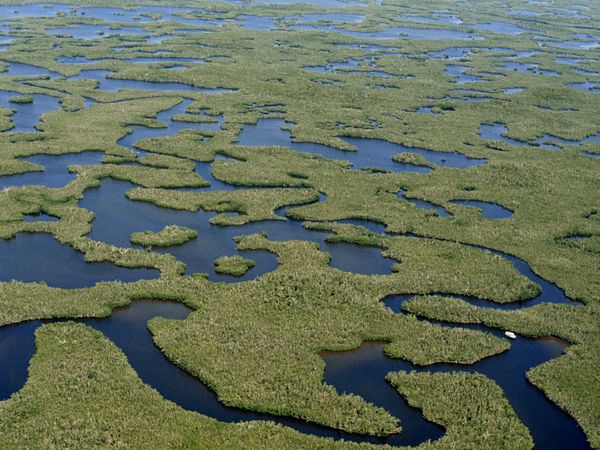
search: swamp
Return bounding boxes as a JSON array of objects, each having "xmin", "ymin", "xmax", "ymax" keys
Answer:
[{"xmin": 0, "ymin": 0, "xmax": 599, "ymax": 448}]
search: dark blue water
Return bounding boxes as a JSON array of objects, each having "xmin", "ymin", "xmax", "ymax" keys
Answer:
[
  {"xmin": 57, "ymin": 55, "xmax": 205, "ymax": 65},
  {"xmin": 480, "ymin": 123, "xmax": 600, "ymax": 149},
  {"xmin": 507, "ymin": 9, "xmax": 540, "ymax": 17},
  {"xmin": 0, "ymin": 294, "xmax": 588, "ymax": 449},
  {"xmin": 1, "ymin": 61, "xmax": 61, "ymax": 79},
  {"xmin": 504, "ymin": 87, "xmax": 524, "ymax": 94},
  {"xmin": 445, "ymin": 65, "xmax": 485, "ymax": 84},
  {"xmin": 47, "ymin": 24, "xmax": 149, "ymax": 40},
  {"xmin": 451, "ymin": 200, "xmax": 513, "ymax": 218},
  {"xmin": 555, "ymin": 57, "xmax": 583, "ymax": 65},
  {"xmin": 399, "ymin": 14, "xmax": 462, "ymax": 25},
  {"xmin": 545, "ymin": 41, "xmax": 599, "ymax": 50},
  {"xmin": 23, "ymin": 213, "xmax": 59, "ymax": 222},
  {"xmin": 0, "ymin": 3, "xmax": 70, "ymax": 18},
  {"xmin": 400, "ymin": 232, "xmax": 575, "ymax": 308},
  {"xmin": 323, "ymin": 335, "xmax": 588, "ymax": 449},
  {"xmin": 568, "ymin": 81, "xmax": 600, "ymax": 93},
  {"xmin": 0, "ymin": 91, "xmax": 61, "ymax": 132},
  {"xmin": 495, "ymin": 62, "xmax": 559, "ymax": 76},
  {"xmin": 239, "ymin": 15, "xmax": 278, "ymax": 31},
  {"xmin": 68, "ymin": 69, "xmax": 233, "ymax": 94},
  {"xmin": 255, "ymin": 0, "xmax": 363, "ymax": 7},
  {"xmin": 0, "ymin": 233, "xmax": 157, "ymax": 287},
  {"xmin": 79, "ymin": 178, "xmax": 395, "ymax": 279},
  {"xmin": 294, "ymin": 25, "xmax": 481, "ymax": 40},
  {"xmin": 397, "ymin": 190, "xmax": 450, "ymax": 218},
  {"xmin": 74, "ymin": 6, "xmax": 223, "ymax": 28},
  {"xmin": 470, "ymin": 22, "xmax": 532, "ymax": 35},
  {"xmin": 423, "ymin": 46, "xmax": 471, "ymax": 60},
  {"xmin": 304, "ymin": 57, "xmax": 361, "ymax": 73},
  {"xmin": 0, "ymin": 300, "xmax": 441, "ymax": 447},
  {"xmin": 0, "ymin": 152, "xmax": 104, "ymax": 189},
  {"xmin": 237, "ymin": 118, "xmax": 485, "ymax": 172},
  {"xmin": 295, "ymin": 13, "xmax": 364, "ymax": 23},
  {"xmin": 583, "ymin": 152, "xmax": 600, "ymax": 159}
]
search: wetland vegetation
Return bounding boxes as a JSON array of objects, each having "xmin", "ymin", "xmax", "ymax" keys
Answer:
[{"xmin": 0, "ymin": 0, "xmax": 598, "ymax": 448}]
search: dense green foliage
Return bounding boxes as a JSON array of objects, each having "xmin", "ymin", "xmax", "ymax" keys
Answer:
[
  {"xmin": 214, "ymin": 255, "xmax": 255, "ymax": 276},
  {"xmin": 131, "ymin": 225, "xmax": 198, "ymax": 247}
]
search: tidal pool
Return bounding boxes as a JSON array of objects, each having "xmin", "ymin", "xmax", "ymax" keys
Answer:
[{"xmin": 23, "ymin": 213, "xmax": 59, "ymax": 222}]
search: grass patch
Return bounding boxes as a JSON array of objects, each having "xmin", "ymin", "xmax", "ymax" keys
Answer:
[
  {"xmin": 214, "ymin": 255, "xmax": 255, "ymax": 276},
  {"xmin": 131, "ymin": 225, "xmax": 198, "ymax": 248}
]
